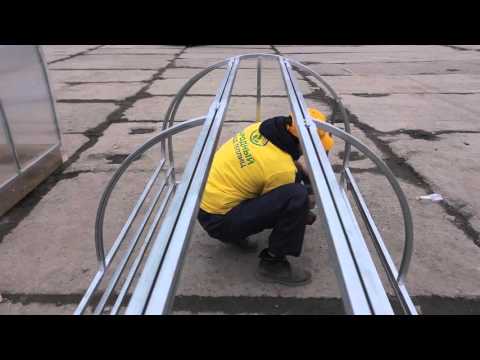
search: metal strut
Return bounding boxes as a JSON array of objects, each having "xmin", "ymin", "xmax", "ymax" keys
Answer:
[{"xmin": 75, "ymin": 54, "xmax": 416, "ymax": 315}]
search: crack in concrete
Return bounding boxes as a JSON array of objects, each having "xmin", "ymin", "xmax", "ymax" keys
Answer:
[
  {"xmin": 443, "ymin": 45, "xmax": 472, "ymax": 52},
  {"xmin": 0, "ymin": 48, "xmax": 187, "ymax": 242},
  {"xmin": 57, "ymin": 99, "xmax": 121, "ymax": 104},
  {"xmin": 352, "ymin": 93, "xmax": 391, "ymax": 97},
  {"xmin": 50, "ymin": 68, "xmax": 162, "ymax": 71},
  {"xmin": 272, "ymin": 45, "xmax": 480, "ymax": 247},
  {"xmin": 144, "ymin": 93, "xmax": 289, "ymax": 98},
  {"xmin": 384, "ymin": 129, "xmax": 480, "ymax": 141},
  {"xmin": 2, "ymin": 292, "xmax": 480, "ymax": 314},
  {"xmin": 308, "ymin": 91, "xmax": 479, "ymax": 97},
  {"xmin": 47, "ymin": 45, "xmax": 104, "ymax": 65},
  {"xmin": 65, "ymin": 81, "xmax": 150, "ymax": 86},
  {"xmin": 85, "ymin": 52, "xmax": 182, "ymax": 56}
]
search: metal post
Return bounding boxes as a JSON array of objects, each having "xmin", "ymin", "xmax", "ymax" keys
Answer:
[{"xmin": 256, "ymin": 57, "xmax": 262, "ymax": 122}]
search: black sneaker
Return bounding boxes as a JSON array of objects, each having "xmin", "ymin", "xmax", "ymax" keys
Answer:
[
  {"xmin": 305, "ymin": 210, "xmax": 317, "ymax": 226},
  {"xmin": 255, "ymin": 249, "xmax": 312, "ymax": 286}
]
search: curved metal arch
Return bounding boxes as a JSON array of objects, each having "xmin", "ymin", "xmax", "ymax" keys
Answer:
[
  {"xmin": 75, "ymin": 116, "xmax": 206, "ymax": 315},
  {"xmin": 163, "ymin": 53, "xmax": 354, "ymax": 169},
  {"xmin": 162, "ymin": 59, "xmax": 230, "ymax": 168},
  {"xmin": 287, "ymin": 59, "xmax": 353, "ymax": 170},
  {"xmin": 159, "ymin": 53, "xmax": 412, "ymax": 281},
  {"xmin": 310, "ymin": 120, "xmax": 413, "ymax": 283},
  {"xmin": 95, "ymin": 116, "xmax": 206, "ymax": 268}
]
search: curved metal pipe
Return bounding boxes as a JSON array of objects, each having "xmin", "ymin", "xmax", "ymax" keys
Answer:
[
  {"xmin": 234, "ymin": 53, "xmax": 353, "ymax": 171},
  {"xmin": 75, "ymin": 117, "xmax": 206, "ymax": 315},
  {"xmin": 162, "ymin": 60, "xmax": 230, "ymax": 169},
  {"xmin": 288, "ymin": 59, "xmax": 353, "ymax": 171},
  {"xmin": 311, "ymin": 120, "xmax": 413, "ymax": 283},
  {"xmin": 95, "ymin": 116, "xmax": 207, "ymax": 269}
]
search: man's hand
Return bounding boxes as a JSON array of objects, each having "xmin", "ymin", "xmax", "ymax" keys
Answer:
[{"xmin": 295, "ymin": 161, "xmax": 311, "ymax": 185}]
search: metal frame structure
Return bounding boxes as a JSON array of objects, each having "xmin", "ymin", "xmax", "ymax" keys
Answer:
[
  {"xmin": 0, "ymin": 45, "xmax": 63, "ymax": 217},
  {"xmin": 75, "ymin": 54, "xmax": 417, "ymax": 315}
]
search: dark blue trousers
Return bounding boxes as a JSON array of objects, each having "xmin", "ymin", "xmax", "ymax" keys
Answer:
[{"xmin": 197, "ymin": 183, "xmax": 309, "ymax": 257}]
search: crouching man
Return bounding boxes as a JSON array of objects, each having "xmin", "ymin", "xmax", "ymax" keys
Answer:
[{"xmin": 197, "ymin": 108, "xmax": 334, "ymax": 286}]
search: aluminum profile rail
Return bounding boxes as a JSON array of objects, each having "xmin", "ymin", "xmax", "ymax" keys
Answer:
[
  {"xmin": 74, "ymin": 116, "xmax": 207, "ymax": 315},
  {"xmin": 125, "ymin": 58, "xmax": 240, "ymax": 314},
  {"xmin": 76, "ymin": 53, "xmax": 416, "ymax": 315},
  {"xmin": 279, "ymin": 58, "xmax": 394, "ymax": 315}
]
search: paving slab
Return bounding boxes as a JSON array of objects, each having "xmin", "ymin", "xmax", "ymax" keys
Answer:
[
  {"xmin": 89, "ymin": 48, "xmax": 182, "ymax": 55},
  {"xmin": 176, "ymin": 220, "xmax": 340, "ymax": 299},
  {"xmin": 183, "ymin": 47, "xmax": 274, "ymax": 55},
  {"xmin": 173, "ymin": 58, "xmax": 281, "ymax": 69},
  {"xmin": 65, "ymin": 122, "xmax": 262, "ymax": 174},
  {"xmin": 340, "ymin": 93, "xmax": 480, "ymax": 133},
  {"xmin": 167, "ymin": 63, "xmax": 351, "ymax": 77},
  {"xmin": 160, "ymin": 67, "xmax": 297, "ymax": 95},
  {"xmin": 0, "ymin": 301, "xmax": 76, "ymax": 315},
  {"xmin": 310, "ymin": 75, "xmax": 430, "ymax": 95},
  {"xmin": 198, "ymin": 45, "xmax": 272, "ymax": 49},
  {"xmin": 386, "ymin": 133, "xmax": 480, "ymax": 236},
  {"xmin": 101, "ymin": 45, "xmax": 184, "ymax": 49},
  {"xmin": 56, "ymin": 82, "xmax": 145, "ymax": 101},
  {"xmin": 179, "ymin": 51, "xmax": 275, "ymax": 59},
  {"xmin": 286, "ymin": 51, "xmax": 480, "ymax": 64},
  {"xmin": 347, "ymin": 172, "xmax": 480, "ymax": 298},
  {"xmin": 61, "ymin": 134, "xmax": 89, "ymax": 161},
  {"xmin": 0, "ymin": 172, "xmax": 125, "ymax": 294},
  {"xmin": 49, "ymin": 69, "xmax": 156, "ymax": 83},
  {"xmin": 407, "ymin": 74, "xmax": 480, "ymax": 93},
  {"xmin": 0, "ymin": 168, "xmax": 179, "ymax": 295},
  {"xmin": 123, "ymin": 96, "xmax": 215, "ymax": 122},
  {"xmin": 49, "ymin": 54, "xmax": 172, "ymax": 70},
  {"xmin": 275, "ymin": 45, "xmax": 461, "ymax": 54},
  {"xmin": 148, "ymin": 73, "xmax": 311, "ymax": 96},
  {"xmin": 124, "ymin": 94, "xmax": 331, "ymax": 123},
  {"xmin": 64, "ymin": 123, "xmax": 165, "ymax": 173},
  {"xmin": 451, "ymin": 45, "xmax": 480, "ymax": 51},
  {"xmin": 342, "ymin": 61, "xmax": 480, "ymax": 76},
  {"xmin": 42, "ymin": 45, "xmax": 100, "ymax": 63},
  {"xmin": 55, "ymin": 102, "xmax": 118, "ymax": 133}
]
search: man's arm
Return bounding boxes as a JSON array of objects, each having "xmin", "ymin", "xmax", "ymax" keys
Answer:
[{"xmin": 295, "ymin": 161, "xmax": 311, "ymax": 185}]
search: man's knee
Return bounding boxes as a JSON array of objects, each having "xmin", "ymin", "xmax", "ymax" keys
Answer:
[{"xmin": 279, "ymin": 183, "xmax": 309, "ymax": 211}]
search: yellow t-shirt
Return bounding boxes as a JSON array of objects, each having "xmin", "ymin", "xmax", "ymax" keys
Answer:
[{"xmin": 200, "ymin": 122, "xmax": 297, "ymax": 215}]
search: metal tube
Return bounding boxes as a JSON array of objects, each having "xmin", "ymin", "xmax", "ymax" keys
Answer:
[
  {"xmin": 256, "ymin": 57, "xmax": 262, "ymax": 122},
  {"xmin": 145, "ymin": 59, "xmax": 240, "ymax": 315},
  {"xmin": 162, "ymin": 60, "xmax": 230, "ymax": 170},
  {"xmin": 281, "ymin": 58, "xmax": 396, "ymax": 314},
  {"xmin": 309, "ymin": 120, "xmax": 414, "ymax": 283},
  {"xmin": 93, "ymin": 168, "xmax": 173, "ymax": 314},
  {"xmin": 110, "ymin": 183, "xmax": 175, "ymax": 315},
  {"xmin": 126, "ymin": 58, "xmax": 240, "ymax": 315},
  {"xmin": 95, "ymin": 159, "xmax": 165, "ymax": 268},
  {"xmin": 345, "ymin": 169, "xmax": 417, "ymax": 314},
  {"xmin": 74, "ymin": 116, "xmax": 206, "ymax": 315},
  {"xmin": 289, "ymin": 59, "xmax": 352, "ymax": 171},
  {"xmin": 94, "ymin": 117, "xmax": 206, "ymax": 268},
  {"xmin": 278, "ymin": 58, "xmax": 373, "ymax": 314}
]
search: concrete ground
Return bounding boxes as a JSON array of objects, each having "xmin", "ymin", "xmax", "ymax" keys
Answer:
[{"xmin": 1, "ymin": 45, "xmax": 480, "ymax": 315}]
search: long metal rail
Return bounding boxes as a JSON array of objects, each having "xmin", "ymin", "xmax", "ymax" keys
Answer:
[{"xmin": 75, "ymin": 54, "xmax": 416, "ymax": 315}]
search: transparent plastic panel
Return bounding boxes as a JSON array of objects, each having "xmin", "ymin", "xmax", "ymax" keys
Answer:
[
  {"xmin": 0, "ymin": 112, "xmax": 18, "ymax": 186},
  {"xmin": 0, "ymin": 45, "xmax": 60, "ymax": 169}
]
